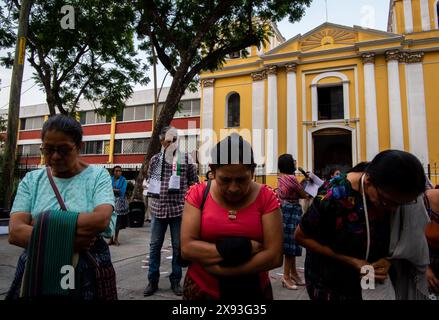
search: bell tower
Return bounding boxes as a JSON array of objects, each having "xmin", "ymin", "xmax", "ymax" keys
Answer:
[{"xmin": 388, "ymin": 0, "xmax": 439, "ymax": 34}]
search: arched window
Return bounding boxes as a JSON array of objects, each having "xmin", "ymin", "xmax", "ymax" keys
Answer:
[{"xmin": 227, "ymin": 93, "xmax": 240, "ymax": 127}]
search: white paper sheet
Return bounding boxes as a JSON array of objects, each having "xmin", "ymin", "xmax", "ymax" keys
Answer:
[{"xmin": 304, "ymin": 172, "xmax": 324, "ymax": 197}]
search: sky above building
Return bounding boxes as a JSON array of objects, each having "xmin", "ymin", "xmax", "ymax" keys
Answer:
[{"xmin": 0, "ymin": 0, "xmax": 390, "ymax": 110}]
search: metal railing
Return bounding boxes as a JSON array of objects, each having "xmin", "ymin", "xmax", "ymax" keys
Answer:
[{"xmin": 426, "ymin": 163, "xmax": 438, "ymax": 187}]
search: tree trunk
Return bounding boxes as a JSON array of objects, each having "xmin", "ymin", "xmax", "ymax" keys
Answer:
[
  {"xmin": 1, "ymin": 0, "xmax": 33, "ymax": 210},
  {"xmin": 46, "ymin": 93, "xmax": 57, "ymax": 116},
  {"xmin": 131, "ymin": 74, "xmax": 189, "ymax": 201}
]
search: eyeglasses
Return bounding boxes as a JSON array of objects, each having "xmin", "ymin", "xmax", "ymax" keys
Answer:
[
  {"xmin": 375, "ymin": 187, "xmax": 418, "ymax": 207},
  {"xmin": 165, "ymin": 137, "xmax": 177, "ymax": 143},
  {"xmin": 40, "ymin": 145, "xmax": 76, "ymax": 157}
]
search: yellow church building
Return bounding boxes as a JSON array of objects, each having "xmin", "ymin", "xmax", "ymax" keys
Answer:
[{"xmin": 199, "ymin": 0, "xmax": 439, "ymax": 187}]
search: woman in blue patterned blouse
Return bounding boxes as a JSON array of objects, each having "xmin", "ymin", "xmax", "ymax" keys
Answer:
[{"xmin": 295, "ymin": 150, "xmax": 428, "ymax": 300}]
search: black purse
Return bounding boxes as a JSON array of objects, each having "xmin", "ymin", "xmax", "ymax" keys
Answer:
[{"xmin": 177, "ymin": 180, "xmax": 211, "ymax": 267}]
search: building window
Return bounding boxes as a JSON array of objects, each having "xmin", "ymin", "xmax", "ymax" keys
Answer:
[
  {"xmin": 123, "ymin": 107, "xmax": 135, "ymax": 121},
  {"xmin": 18, "ymin": 144, "xmax": 40, "ymax": 156},
  {"xmin": 114, "ymin": 140, "xmax": 122, "ymax": 154},
  {"xmin": 177, "ymin": 100, "xmax": 192, "ymax": 117},
  {"xmin": 20, "ymin": 116, "xmax": 44, "ymax": 130},
  {"xmin": 103, "ymin": 141, "xmax": 111, "ymax": 155},
  {"xmin": 79, "ymin": 112, "xmax": 86, "ymax": 125},
  {"xmin": 85, "ymin": 111, "xmax": 95, "ymax": 124},
  {"xmin": 95, "ymin": 114, "xmax": 107, "ymax": 124},
  {"xmin": 145, "ymin": 104, "xmax": 153, "ymax": 119},
  {"xmin": 174, "ymin": 99, "xmax": 201, "ymax": 118},
  {"xmin": 228, "ymin": 51, "xmax": 241, "ymax": 59},
  {"xmin": 192, "ymin": 100, "xmax": 200, "ymax": 116},
  {"xmin": 116, "ymin": 110, "xmax": 124, "ymax": 122},
  {"xmin": 228, "ymin": 49, "xmax": 249, "ymax": 59},
  {"xmin": 226, "ymin": 93, "xmax": 240, "ymax": 127},
  {"xmin": 317, "ymin": 86, "xmax": 344, "ymax": 121},
  {"xmin": 122, "ymin": 105, "xmax": 150, "ymax": 122},
  {"xmin": 134, "ymin": 105, "xmax": 146, "ymax": 120},
  {"xmin": 79, "ymin": 111, "xmax": 111, "ymax": 125},
  {"xmin": 156, "ymin": 104, "xmax": 164, "ymax": 117},
  {"xmin": 121, "ymin": 138, "xmax": 150, "ymax": 154},
  {"xmin": 83, "ymin": 141, "xmax": 103, "ymax": 155}
]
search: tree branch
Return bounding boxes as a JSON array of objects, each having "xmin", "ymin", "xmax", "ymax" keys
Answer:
[
  {"xmin": 28, "ymin": 47, "xmax": 57, "ymax": 116},
  {"xmin": 187, "ymin": 0, "xmax": 237, "ymax": 58},
  {"xmin": 184, "ymin": 34, "xmax": 259, "ymax": 84},
  {"xmin": 169, "ymin": 5, "xmax": 183, "ymax": 31},
  {"xmin": 71, "ymin": 53, "xmax": 99, "ymax": 110},
  {"xmin": 149, "ymin": 30, "xmax": 176, "ymax": 76},
  {"xmin": 57, "ymin": 44, "xmax": 89, "ymax": 84},
  {"xmin": 142, "ymin": 0, "xmax": 183, "ymax": 52},
  {"xmin": 71, "ymin": 74, "xmax": 93, "ymax": 111}
]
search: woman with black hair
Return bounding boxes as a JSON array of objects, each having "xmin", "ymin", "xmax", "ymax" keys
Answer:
[
  {"xmin": 181, "ymin": 133, "xmax": 283, "ymax": 300},
  {"xmin": 327, "ymin": 168, "xmax": 341, "ymax": 181},
  {"xmin": 205, "ymin": 170, "xmax": 215, "ymax": 181},
  {"xmin": 7, "ymin": 114, "xmax": 117, "ymax": 299},
  {"xmin": 295, "ymin": 150, "xmax": 430, "ymax": 300},
  {"xmin": 277, "ymin": 154, "xmax": 310, "ymax": 289},
  {"xmin": 109, "ymin": 165, "xmax": 128, "ymax": 246}
]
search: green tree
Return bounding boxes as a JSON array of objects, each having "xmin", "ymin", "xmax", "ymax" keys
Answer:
[
  {"xmin": 0, "ymin": 3, "xmax": 15, "ymax": 67},
  {"xmin": 2, "ymin": 0, "xmax": 148, "ymax": 116},
  {"xmin": 132, "ymin": 0, "xmax": 312, "ymax": 199},
  {"xmin": 0, "ymin": 0, "xmax": 33, "ymax": 210}
]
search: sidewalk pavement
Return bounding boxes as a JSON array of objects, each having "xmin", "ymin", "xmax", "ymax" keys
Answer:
[{"xmin": 0, "ymin": 222, "xmax": 394, "ymax": 300}]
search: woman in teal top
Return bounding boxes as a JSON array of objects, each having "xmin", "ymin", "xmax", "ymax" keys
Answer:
[
  {"xmin": 109, "ymin": 166, "xmax": 128, "ymax": 246},
  {"xmin": 7, "ymin": 114, "xmax": 117, "ymax": 300}
]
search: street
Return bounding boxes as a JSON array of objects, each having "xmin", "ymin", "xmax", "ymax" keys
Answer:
[{"xmin": 0, "ymin": 223, "xmax": 394, "ymax": 300}]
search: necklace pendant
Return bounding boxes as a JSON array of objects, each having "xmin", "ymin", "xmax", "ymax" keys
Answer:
[{"xmin": 228, "ymin": 210, "xmax": 237, "ymax": 220}]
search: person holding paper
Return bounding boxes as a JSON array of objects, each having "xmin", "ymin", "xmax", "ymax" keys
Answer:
[
  {"xmin": 144, "ymin": 126, "xmax": 199, "ymax": 297},
  {"xmin": 277, "ymin": 154, "xmax": 311, "ymax": 289},
  {"xmin": 302, "ymin": 171, "xmax": 325, "ymax": 198}
]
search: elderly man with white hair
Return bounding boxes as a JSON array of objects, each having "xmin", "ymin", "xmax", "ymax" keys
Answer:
[{"xmin": 144, "ymin": 126, "xmax": 199, "ymax": 297}]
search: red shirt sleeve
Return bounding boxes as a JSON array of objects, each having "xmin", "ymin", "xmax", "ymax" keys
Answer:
[
  {"xmin": 185, "ymin": 182, "xmax": 206, "ymax": 209},
  {"xmin": 260, "ymin": 185, "xmax": 281, "ymax": 214}
]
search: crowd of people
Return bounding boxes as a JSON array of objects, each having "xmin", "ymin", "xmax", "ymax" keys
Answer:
[{"xmin": 5, "ymin": 114, "xmax": 439, "ymax": 301}]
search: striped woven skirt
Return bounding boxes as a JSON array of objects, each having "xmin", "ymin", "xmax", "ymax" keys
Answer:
[{"xmin": 281, "ymin": 202, "xmax": 303, "ymax": 256}]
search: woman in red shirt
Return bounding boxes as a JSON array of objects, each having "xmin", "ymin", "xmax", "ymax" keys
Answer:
[{"xmin": 181, "ymin": 133, "xmax": 283, "ymax": 300}]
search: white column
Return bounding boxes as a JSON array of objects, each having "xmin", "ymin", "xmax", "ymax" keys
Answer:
[
  {"xmin": 420, "ymin": 0, "xmax": 431, "ymax": 31},
  {"xmin": 404, "ymin": 0, "xmax": 414, "ymax": 33},
  {"xmin": 311, "ymin": 84, "xmax": 318, "ymax": 122},
  {"xmin": 343, "ymin": 81, "xmax": 350, "ymax": 119},
  {"xmin": 386, "ymin": 51, "xmax": 404, "ymax": 150},
  {"xmin": 362, "ymin": 53, "xmax": 379, "ymax": 161},
  {"xmin": 286, "ymin": 63, "xmax": 299, "ymax": 160},
  {"xmin": 200, "ymin": 79, "xmax": 215, "ymax": 171},
  {"xmin": 266, "ymin": 66, "xmax": 278, "ymax": 174},
  {"xmin": 435, "ymin": 0, "xmax": 439, "ymax": 29},
  {"xmin": 251, "ymin": 71, "xmax": 266, "ymax": 166},
  {"xmin": 404, "ymin": 52, "xmax": 429, "ymax": 165}
]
